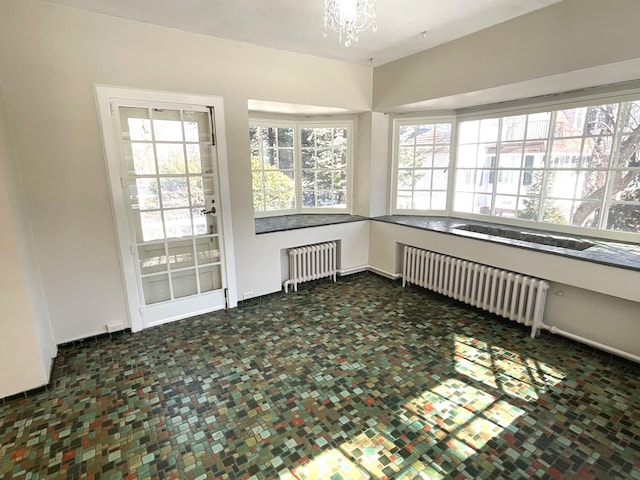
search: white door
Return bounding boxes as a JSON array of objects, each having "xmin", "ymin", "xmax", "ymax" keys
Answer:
[{"xmin": 96, "ymin": 87, "xmax": 237, "ymax": 331}]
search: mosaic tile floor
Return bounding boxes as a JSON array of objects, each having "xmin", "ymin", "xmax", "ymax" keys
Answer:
[{"xmin": 2, "ymin": 274, "xmax": 639, "ymax": 479}]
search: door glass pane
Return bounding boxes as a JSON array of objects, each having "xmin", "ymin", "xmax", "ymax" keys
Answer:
[
  {"xmin": 186, "ymin": 144, "xmax": 202, "ymax": 174},
  {"xmin": 120, "ymin": 107, "xmax": 151, "ymax": 141},
  {"xmin": 196, "ymin": 237, "xmax": 220, "ymax": 265},
  {"xmin": 183, "ymin": 111, "xmax": 210, "ymax": 142},
  {"xmin": 156, "ymin": 144, "xmax": 186, "ymax": 174},
  {"xmin": 168, "ymin": 240, "xmax": 195, "ymax": 269},
  {"xmin": 137, "ymin": 178, "xmax": 160, "ymax": 210},
  {"xmin": 152, "ymin": 109, "xmax": 183, "ymax": 141},
  {"xmin": 126, "ymin": 143, "xmax": 156, "ymax": 175},
  {"xmin": 138, "ymin": 244, "xmax": 167, "ymax": 274},
  {"xmin": 189, "ymin": 177, "xmax": 204, "ymax": 207},
  {"xmin": 160, "ymin": 177, "xmax": 189, "ymax": 208},
  {"xmin": 172, "ymin": 269, "xmax": 198, "ymax": 298},
  {"xmin": 134, "ymin": 210, "xmax": 164, "ymax": 242},
  {"xmin": 142, "ymin": 274, "xmax": 171, "ymax": 304},
  {"xmin": 200, "ymin": 147, "xmax": 214, "ymax": 174},
  {"xmin": 193, "ymin": 209, "xmax": 210, "ymax": 236},
  {"xmin": 164, "ymin": 209, "xmax": 192, "ymax": 238},
  {"xmin": 199, "ymin": 265, "xmax": 222, "ymax": 293}
]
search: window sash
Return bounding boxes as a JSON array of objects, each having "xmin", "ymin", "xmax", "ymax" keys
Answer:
[
  {"xmin": 392, "ymin": 96, "xmax": 640, "ymax": 238},
  {"xmin": 250, "ymin": 120, "xmax": 352, "ymax": 217}
]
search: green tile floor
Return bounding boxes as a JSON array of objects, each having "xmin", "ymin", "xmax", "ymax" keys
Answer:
[{"xmin": 1, "ymin": 274, "xmax": 639, "ymax": 479}]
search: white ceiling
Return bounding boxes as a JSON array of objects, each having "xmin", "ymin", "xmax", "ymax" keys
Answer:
[{"xmin": 40, "ymin": 0, "xmax": 563, "ymax": 66}]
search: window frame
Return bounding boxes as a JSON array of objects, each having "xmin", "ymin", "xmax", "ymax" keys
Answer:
[
  {"xmin": 391, "ymin": 116, "xmax": 456, "ymax": 216},
  {"xmin": 250, "ymin": 117, "xmax": 354, "ymax": 218},
  {"xmin": 390, "ymin": 89, "xmax": 640, "ymax": 243}
]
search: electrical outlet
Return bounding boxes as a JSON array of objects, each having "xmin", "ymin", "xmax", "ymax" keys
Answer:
[{"xmin": 243, "ymin": 291, "xmax": 254, "ymax": 300}]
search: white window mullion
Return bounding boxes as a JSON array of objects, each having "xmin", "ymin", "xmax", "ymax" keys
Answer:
[{"xmin": 600, "ymin": 102, "xmax": 628, "ymax": 229}]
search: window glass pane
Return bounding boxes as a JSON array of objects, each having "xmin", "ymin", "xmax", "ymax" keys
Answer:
[
  {"xmin": 555, "ymin": 107, "xmax": 587, "ymax": 137},
  {"xmin": 278, "ymin": 127, "xmax": 294, "ymax": 147},
  {"xmin": 435, "ymin": 124, "xmax": 452, "ymax": 144},
  {"xmin": 526, "ymin": 112, "xmax": 551, "ymax": 139},
  {"xmin": 415, "ymin": 125, "xmax": 434, "ymax": 144},
  {"xmin": 415, "ymin": 147, "xmax": 433, "ymax": 168},
  {"xmin": 610, "ymin": 170, "xmax": 640, "ymax": 202},
  {"xmin": 399, "ymin": 126, "xmax": 417, "ymax": 145},
  {"xmin": 473, "ymin": 194, "xmax": 491, "ymax": 214},
  {"xmin": 130, "ymin": 143, "xmax": 156, "ymax": 175},
  {"xmin": 586, "ymin": 104, "xmax": 618, "ymax": 136},
  {"xmin": 457, "ymin": 145, "xmax": 478, "ymax": 168},
  {"xmin": 494, "ymin": 195, "xmax": 517, "ymax": 217},
  {"xmin": 622, "ymin": 101, "xmax": 640, "ymax": 133},
  {"xmin": 459, "ymin": 121, "xmax": 479, "ymax": 144},
  {"xmin": 454, "ymin": 192, "xmax": 474, "ymax": 212},
  {"xmin": 432, "ymin": 170, "xmax": 448, "ymax": 190},
  {"xmin": 414, "ymin": 170, "xmax": 432, "ymax": 189},
  {"xmin": 542, "ymin": 199, "xmax": 571, "ymax": 224},
  {"xmin": 501, "ymin": 115, "xmax": 526, "ymax": 142},
  {"xmin": 479, "ymin": 119, "xmax": 499, "ymax": 143},
  {"xmin": 498, "ymin": 142, "xmax": 523, "ymax": 167},
  {"xmin": 301, "ymin": 149, "xmax": 315, "ymax": 168},
  {"xmin": 431, "ymin": 191, "xmax": 447, "ymax": 210},
  {"xmin": 581, "ymin": 136, "xmax": 614, "ymax": 168},
  {"xmin": 517, "ymin": 197, "xmax": 539, "ymax": 221},
  {"xmin": 279, "ymin": 149, "xmax": 294, "ymax": 169},
  {"xmin": 607, "ymin": 205, "xmax": 640, "ymax": 233},
  {"xmin": 413, "ymin": 191, "xmax": 430, "ymax": 210}
]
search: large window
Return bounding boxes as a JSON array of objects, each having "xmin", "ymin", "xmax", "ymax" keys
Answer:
[
  {"xmin": 250, "ymin": 121, "xmax": 351, "ymax": 216},
  {"xmin": 392, "ymin": 97, "xmax": 640, "ymax": 235},
  {"xmin": 393, "ymin": 120, "xmax": 453, "ymax": 212}
]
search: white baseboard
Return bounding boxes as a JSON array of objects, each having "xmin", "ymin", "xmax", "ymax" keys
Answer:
[{"xmin": 338, "ymin": 265, "xmax": 401, "ymax": 280}]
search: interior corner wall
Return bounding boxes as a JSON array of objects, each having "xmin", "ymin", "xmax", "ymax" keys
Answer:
[
  {"xmin": 373, "ymin": 0, "xmax": 640, "ymax": 111},
  {"xmin": 0, "ymin": 83, "xmax": 53, "ymax": 397},
  {"xmin": 0, "ymin": 0, "xmax": 373, "ymax": 342}
]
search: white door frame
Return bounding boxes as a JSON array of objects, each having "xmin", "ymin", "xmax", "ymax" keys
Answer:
[{"xmin": 94, "ymin": 85, "xmax": 238, "ymax": 332}]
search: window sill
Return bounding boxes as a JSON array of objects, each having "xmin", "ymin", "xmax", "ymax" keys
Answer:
[
  {"xmin": 372, "ymin": 215, "xmax": 640, "ymax": 272},
  {"xmin": 255, "ymin": 214, "xmax": 368, "ymax": 234}
]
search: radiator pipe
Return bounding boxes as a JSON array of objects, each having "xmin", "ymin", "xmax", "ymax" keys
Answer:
[
  {"xmin": 541, "ymin": 323, "xmax": 640, "ymax": 364},
  {"xmin": 283, "ymin": 279, "xmax": 291, "ymax": 293}
]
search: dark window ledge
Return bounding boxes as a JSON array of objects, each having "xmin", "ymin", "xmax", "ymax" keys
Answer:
[
  {"xmin": 372, "ymin": 215, "xmax": 640, "ymax": 272},
  {"xmin": 255, "ymin": 214, "xmax": 368, "ymax": 234}
]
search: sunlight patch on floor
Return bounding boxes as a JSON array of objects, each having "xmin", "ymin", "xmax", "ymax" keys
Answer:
[{"xmin": 454, "ymin": 335, "xmax": 566, "ymax": 402}]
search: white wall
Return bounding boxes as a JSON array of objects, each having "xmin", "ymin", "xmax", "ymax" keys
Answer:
[
  {"xmin": 373, "ymin": 0, "xmax": 640, "ymax": 111},
  {"xmin": 0, "ymin": 82, "xmax": 55, "ymax": 397},
  {"xmin": 0, "ymin": 0, "xmax": 372, "ymax": 342},
  {"xmin": 369, "ymin": 221, "xmax": 640, "ymax": 358}
]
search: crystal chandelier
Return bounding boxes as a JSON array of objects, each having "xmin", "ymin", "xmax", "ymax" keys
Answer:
[{"xmin": 323, "ymin": 0, "xmax": 377, "ymax": 47}]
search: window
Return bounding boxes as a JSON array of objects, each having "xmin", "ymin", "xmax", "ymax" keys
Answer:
[
  {"xmin": 392, "ymin": 96, "xmax": 640, "ymax": 235},
  {"xmin": 250, "ymin": 124, "xmax": 296, "ymax": 214},
  {"xmin": 250, "ymin": 120, "xmax": 351, "ymax": 216},
  {"xmin": 394, "ymin": 120, "xmax": 453, "ymax": 212},
  {"xmin": 455, "ymin": 102, "xmax": 640, "ymax": 233}
]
